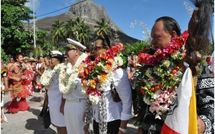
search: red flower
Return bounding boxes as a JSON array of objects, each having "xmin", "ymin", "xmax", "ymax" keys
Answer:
[
  {"xmin": 79, "ymin": 43, "xmax": 124, "ymax": 98},
  {"xmin": 137, "ymin": 31, "xmax": 189, "ymax": 65}
]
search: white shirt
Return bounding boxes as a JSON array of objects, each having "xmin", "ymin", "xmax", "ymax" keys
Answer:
[
  {"xmin": 93, "ymin": 68, "xmax": 133, "ymax": 122},
  {"xmin": 63, "ymin": 77, "xmax": 87, "ymax": 101}
]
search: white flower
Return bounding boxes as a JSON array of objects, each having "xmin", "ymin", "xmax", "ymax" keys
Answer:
[
  {"xmin": 89, "ymin": 94, "xmax": 100, "ymax": 105},
  {"xmin": 152, "ymin": 90, "xmax": 161, "ymax": 99},
  {"xmin": 66, "ymin": 63, "xmax": 73, "ymax": 75},
  {"xmin": 162, "ymin": 60, "xmax": 170, "ymax": 68},
  {"xmin": 143, "ymin": 96, "xmax": 151, "ymax": 105},
  {"xmin": 97, "ymin": 62, "xmax": 104, "ymax": 68},
  {"xmin": 114, "ymin": 55, "xmax": 124, "ymax": 67},
  {"xmin": 59, "ymin": 53, "xmax": 88, "ymax": 95}
]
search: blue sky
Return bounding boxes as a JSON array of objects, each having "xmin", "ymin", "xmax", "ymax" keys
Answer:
[{"xmin": 27, "ymin": 0, "xmax": 195, "ymax": 40}]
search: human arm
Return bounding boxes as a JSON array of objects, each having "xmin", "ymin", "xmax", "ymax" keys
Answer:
[
  {"xmin": 196, "ymin": 65, "xmax": 214, "ymax": 134},
  {"xmin": 113, "ymin": 68, "xmax": 133, "ymax": 133},
  {"xmin": 60, "ymin": 97, "xmax": 65, "ymax": 115}
]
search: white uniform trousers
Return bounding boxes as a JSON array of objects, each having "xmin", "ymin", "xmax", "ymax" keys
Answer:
[{"xmin": 64, "ymin": 99, "xmax": 87, "ymax": 134}]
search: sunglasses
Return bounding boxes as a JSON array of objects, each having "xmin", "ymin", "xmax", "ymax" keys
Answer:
[{"xmin": 95, "ymin": 46, "xmax": 103, "ymax": 50}]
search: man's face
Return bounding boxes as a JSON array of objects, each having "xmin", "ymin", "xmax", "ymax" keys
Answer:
[
  {"xmin": 95, "ymin": 39, "xmax": 104, "ymax": 50},
  {"xmin": 16, "ymin": 55, "xmax": 24, "ymax": 63},
  {"xmin": 151, "ymin": 21, "xmax": 172, "ymax": 49},
  {"xmin": 66, "ymin": 49, "xmax": 77, "ymax": 63}
]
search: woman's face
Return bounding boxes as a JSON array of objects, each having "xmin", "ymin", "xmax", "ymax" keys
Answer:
[
  {"xmin": 151, "ymin": 21, "xmax": 172, "ymax": 49},
  {"xmin": 16, "ymin": 55, "xmax": 24, "ymax": 63},
  {"xmin": 44, "ymin": 57, "xmax": 50, "ymax": 66},
  {"xmin": 50, "ymin": 58, "xmax": 60, "ymax": 68}
]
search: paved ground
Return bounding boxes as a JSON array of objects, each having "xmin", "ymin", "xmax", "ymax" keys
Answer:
[{"xmin": 1, "ymin": 92, "xmax": 137, "ymax": 134}]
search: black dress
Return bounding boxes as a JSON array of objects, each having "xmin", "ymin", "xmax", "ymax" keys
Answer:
[{"xmin": 196, "ymin": 64, "xmax": 214, "ymax": 134}]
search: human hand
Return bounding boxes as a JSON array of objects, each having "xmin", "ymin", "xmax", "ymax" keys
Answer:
[
  {"xmin": 60, "ymin": 102, "xmax": 65, "ymax": 115},
  {"xmin": 137, "ymin": 127, "xmax": 143, "ymax": 134},
  {"xmin": 83, "ymin": 124, "xmax": 89, "ymax": 134},
  {"xmin": 118, "ymin": 130, "xmax": 125, "ymax": 134},
  {"xmin": 198, "ymin": 116, "xmax": 206, "ymax": 134}
]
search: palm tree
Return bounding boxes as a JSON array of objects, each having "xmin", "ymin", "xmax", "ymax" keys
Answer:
[
  {"xmin": 95, "ymin": 18, "xmax": 111, "ymax": 37},
  {"xmin": 77, "ymin": 23, "xmax": 91, "ymax": 45},
  {"xmin": 66, "ymin": 17, "xmax": 91, "ymax": 45},
  {"xmin": 51, "ymin": 20, "xmax": 66, "ymax": 47},
  {"xmin": 65, "ymin": 19, "xmax": 75, "ymax": 38}
]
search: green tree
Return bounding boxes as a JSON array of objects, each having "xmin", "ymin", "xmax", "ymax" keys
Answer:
[
  {"xmin": 65, "ymin": 19, "xmax": 75, "ymax": 38},
  {"xmin": 51, "ymin": 20, "xmax": 66, "ymax": 47},
  {"xmin": 124, "ymin": 41, "xmax": 150, "ymax": 56},
  {"xmin": 33, "ymin": 30, "xmax": 53, "ymax": 57},
  {"xmin": 1, "ymin": 0, "xmax": 33, "ymax": 56},
  {"xmin": 65, "ymin": 17, "xmax": 91, "ymax": 45},
  {"xmin": 1, "ymin": 48, "xmax": 10, "ymax": 64},
  {"xmin": 95, "ymin": 18, "xmax": 111, "ymax": 37}
]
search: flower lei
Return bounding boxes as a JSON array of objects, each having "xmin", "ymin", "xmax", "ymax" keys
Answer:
[
  {"xmin": 40, "ymin": 63, "xmax": 65, "ymax": 87},
  {"xmin": 59, "ymin": 53, "xmax": 88, "ymax": 94},
  {"xmin": 134, "ymin": 31, "xmax": 189, "ymax": 119},
  {"xmin": 78, "ymin": 43, "xmax": 125, "ymax": 104}
]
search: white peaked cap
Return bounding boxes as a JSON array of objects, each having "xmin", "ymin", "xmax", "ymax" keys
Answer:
[
  {"xmin": 67, "ymin": 38, "xmax": 86, "ymax": 50},
  {"xmin": 51, "ymin": 50, "xmax": 63, "ymax": 56}
]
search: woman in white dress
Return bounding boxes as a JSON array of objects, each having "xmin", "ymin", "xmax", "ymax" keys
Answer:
[{"xmin": 40, "ymin": 50, "xmax": 67, "ymax": 134}]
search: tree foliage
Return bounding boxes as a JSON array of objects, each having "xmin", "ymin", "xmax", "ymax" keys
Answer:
[
  {"xmin": 95, "ymin": 18, "xmax": 111, "ymax": 37},
  {"xmin": 51, "ymin": 17, "xmax": 91, "ymax": 47},
  {"xmin": 1, "ymin": 48, "xmax": 10, "ymax": 64},
  {"xmin": 65, "ymin": 18, "xmax": 91, "ymax": 45},
  {"xmin": 1, "ymin": 0, "xmax": 33, "ymax": 56},
  {"xmin": 51, "ymin": 20, "xmax": 66, "ymax": 47},
  {"xmin": 124, "ymin": 41, "xmax": 150, "ymax": 56},
  {"xmin": 32, "ymin": 30, "xmax": 53, "ymax": 57}
]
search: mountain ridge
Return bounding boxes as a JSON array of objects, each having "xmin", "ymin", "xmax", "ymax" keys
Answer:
[{"xmin": 36, "ymin": 0, "xmax": 138, "ymax": 44}]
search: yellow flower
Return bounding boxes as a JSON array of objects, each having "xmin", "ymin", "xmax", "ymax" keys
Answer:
[
  {"xmin": 89, "ymin": 79, "xmax": 96, "ymax": 89},
  {"xmin": 82, "ymin": 80, "xmax": 88, "ymax": 88},
  {"xmin": 98, "ymin": 73, "xmax": 107, "ymax": 83},
  {"xmin": 104, "ymin": 64, "xmax": 112, "ymax": 71},
  {"xmin": 107, "ymin": 58, "xmax": 114, "ymax": 64}
]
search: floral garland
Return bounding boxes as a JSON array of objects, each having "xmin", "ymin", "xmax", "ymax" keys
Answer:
[
  {"xmin": 78, "ymin": 43, "xmax": 125, "ymax": 104},
  {"xmin": 134, "ymin": 31, "xmax": 189, "ymax": 119},
  {"xmin": 59, "ymin": 53, "xmax": 88, "ymax": 94},
  {"xmin": 40, "ymin": 63, "xmax": 65, "ymax": 87},
  {"xmin": 138, "ymin": 31, "xmax": 188, "ymax": 65}
]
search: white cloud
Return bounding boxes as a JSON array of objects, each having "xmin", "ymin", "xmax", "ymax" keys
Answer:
[
  {"xmin": 129, "ymin": 20, "xmax": 138, "ymax": 29},
  {"xmin": 183, "ymin": 0, "xmax": 194, "ymax": 17},
  {"xmin": 129, "ymin": 19, "xmax": 151, "ymax": 40}
]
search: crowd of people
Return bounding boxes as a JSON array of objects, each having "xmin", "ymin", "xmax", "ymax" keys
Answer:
[
  {"xmin": 1, "ymin": 0, "xmax": 214, "ymax": 134},
  {"xmin": 0, "ymin": 54, "xmax": 48, "ymax": 114}
]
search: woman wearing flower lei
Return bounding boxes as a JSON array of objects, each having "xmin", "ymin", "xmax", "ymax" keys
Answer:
[
  {"xmin": 58, "ymin": 38, "xmax": 89, "ymax": 134},
  {"xmin": 186, "ymin": 0, "xmax": 214, "ymax": 133},
  {"xmin": 40, "ymin": 50, "xmax": 67, "ymax": 134},
  {"xmin": 79, "ymin": 36, "xmax": 132, "ymax": 134}
]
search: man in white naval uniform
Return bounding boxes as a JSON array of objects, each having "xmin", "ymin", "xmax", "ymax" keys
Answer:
[{"xmin": 59, "ymin": 38, "xmax": 88, "ymax": 134}]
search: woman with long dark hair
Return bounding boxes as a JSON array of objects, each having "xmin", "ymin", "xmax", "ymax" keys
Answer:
[{"xmin": 186, "ymin": 0, "xmax": 214, "ymax": 133}]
